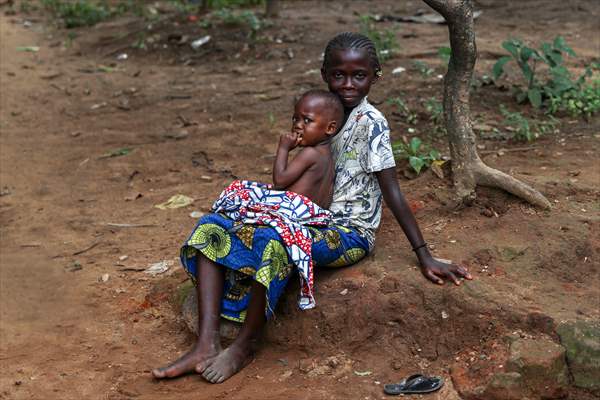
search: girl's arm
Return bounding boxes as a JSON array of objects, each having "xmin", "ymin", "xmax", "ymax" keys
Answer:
[
  {"xmin": 375, "ymin": 167, "xmax": 472, "ymax": 285},
  {"xmin": 272, "ymin": 133, "xmax": 317, "ymax": 189}
]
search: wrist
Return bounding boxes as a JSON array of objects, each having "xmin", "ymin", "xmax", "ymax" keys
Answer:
[{"xmin": 414, "ymin": 245, "xmax": 432, "ymax": 264}]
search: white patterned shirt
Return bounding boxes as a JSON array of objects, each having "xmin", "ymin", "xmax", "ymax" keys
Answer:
[{"xmin": 330, "ymin": 97, "xmax": 396, "ymax": 249}]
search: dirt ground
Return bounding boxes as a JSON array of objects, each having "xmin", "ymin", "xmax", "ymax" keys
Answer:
[{"xmin": 0, "ymin": 1, "xmax": 598, "ymax": 399}]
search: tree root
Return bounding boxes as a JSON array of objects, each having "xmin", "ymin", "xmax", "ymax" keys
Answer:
[{"xmin": 472, "ymin": 160, "xmax": 551, "ymax": 209}]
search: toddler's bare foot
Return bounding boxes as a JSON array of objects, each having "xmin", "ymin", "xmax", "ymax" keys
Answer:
[
  {"xmin": 152, "ymin": 340, "xmax": 220, "ymax": 379},
  {"xmin": 201, "ymin": 343, "xmax": 253, "ymax": 384}
]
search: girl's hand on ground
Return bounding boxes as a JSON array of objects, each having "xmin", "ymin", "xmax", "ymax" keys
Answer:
[
  {"xmin": 279, "ymin": 132, "xmax": 301, "ymax": 150},
  {"xmin": 419, "ymin": 256, "xmax": 472, "ymax": 286}
]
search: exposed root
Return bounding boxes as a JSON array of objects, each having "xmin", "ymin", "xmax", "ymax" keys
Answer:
[{"xmin": 473, "ymin": 160, "xmax": 552, "ymax": 209}]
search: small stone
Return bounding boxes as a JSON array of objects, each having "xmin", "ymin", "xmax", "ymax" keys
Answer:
[
  {"xmin": 101, "ymin": 273, "xmax": 110, "ymax": 282},
  {"xmin": 340, "ymin": 288, "xmax": 348, "ymax": 296},
  {"xmin": 441, "ymin": 310, "xmax": 449, "ymax": 319},
  {"xmin": 200, "ymin": 175, "xmax": 212, "ymax": 181},
  {"xmin": 279, "ymin": 370, "xmax": 293, "ymax": 381},
  {"xmin": 556, "ymin": 320, "xmax": 600, "ymax": 390},
  {"xmin": 163, "ymin": 130, "xmax": 189, "ymax": 140},
  {"xmin": 482, "ymin": 372, "xmax": 523, "ymax": 400},
  {"xmin": 506, "ymin": 337, "xmax": 569, "ymax": 398},
  {"xmin": 119, "ymin": 255, "xmax": 128, "ymax": 261},
  {"xmin": 392, "ymin": 66, "xmax": 406, "ymax": 75},
  {"xmin": 189, "ymin": 210, "xmax": 205, "ymax": 219}
]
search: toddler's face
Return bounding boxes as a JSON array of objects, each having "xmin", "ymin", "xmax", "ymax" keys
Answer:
[
  {"xmin": 322, "ymin": 48, "xmax": 377, "ymax": 109},
  {"xmin": 291, "ymin": 96, "xmax": 333, "ymax": 147}
]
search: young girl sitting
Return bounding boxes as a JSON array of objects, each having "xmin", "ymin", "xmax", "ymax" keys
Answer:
[{"xmin": 153, "ymin": 32, "xmax": 471, "ymax": 385}]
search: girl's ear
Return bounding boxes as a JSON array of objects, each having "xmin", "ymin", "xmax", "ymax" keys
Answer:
[{"xmin": 321, "ymin": 68, "xmax": 328, "ymax": 83}]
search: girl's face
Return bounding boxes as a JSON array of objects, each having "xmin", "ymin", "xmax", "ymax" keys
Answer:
[{"xmin": 321, "ymin": 48, "xmax": 378, "ymax": 109}]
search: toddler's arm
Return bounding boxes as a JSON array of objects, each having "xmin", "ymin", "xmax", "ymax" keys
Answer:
[
  {"xmin": 272, "ymin": 132, "xmax": 318, "ymax": 189},
  {"xmin": 375, "ymin": 167, "xmax": 472, "ymax": 285}
]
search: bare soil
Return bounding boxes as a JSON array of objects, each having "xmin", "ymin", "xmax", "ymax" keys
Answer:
[{"xmin": 0, "ymin": 1, "xmax": 598, "ymax": 399}]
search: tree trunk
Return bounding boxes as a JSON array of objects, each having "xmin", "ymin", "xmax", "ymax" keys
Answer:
[
  {"xmin": 422, "ymin": 0, "xmax": 551, "ymax": 209},
  {"xmin": 265, "ymin": 0, "xmax": 279, "ymax": 18}
]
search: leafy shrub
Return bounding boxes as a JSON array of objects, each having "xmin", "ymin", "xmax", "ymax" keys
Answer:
[
  {"xmin": 500, "ymin": 105, "xmax": 557, "ymax": 142},
  {"xmin": 41, "ymin": 0, "xmax": 147, "ymax": 28},
  {"xmin": 493, "ymin": 36, "xmax": 598, "ymax": 117},
  {"xmin": 358, "ymin": 15, "xmax": 398, "ymax": 62},
  {"xmin": 41, "ymin": 0, "xmax": 111, "ymax": 28},
  {"xmin": 199, "ymin": 7, "xmax": 266, "ymax": 38},
  {"xmin": 412, "ymin": 60, "xmax": 434, "ymax": 78},
  {"xmin": 387, "ymin": 96, "xmax": 417, "ymax": 125},
  {"xmin": 547, "ymin": 78, "xmax": 600, "ymax": 117},
  {"xmin": 392, "ymin": 137, "xmax": 441, "ymax": 174},
  {"xmin": 423, "ymin": 97, "xmax": 445, "ymax": 135}
]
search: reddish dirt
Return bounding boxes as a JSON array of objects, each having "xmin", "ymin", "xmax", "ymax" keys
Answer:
[{"xmin": 0, "ymin": 1, "xmax": 598, "ymax": 399}]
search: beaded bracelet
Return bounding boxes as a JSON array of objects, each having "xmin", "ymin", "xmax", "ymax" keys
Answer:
[{"xmin": 412, "ymin": 243, "xmax": 428, "ymax": 252}]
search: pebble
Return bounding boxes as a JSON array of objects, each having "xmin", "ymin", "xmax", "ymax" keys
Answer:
[
  {"xmin": 190, "ymin": 210, "xmax": 205, "ymax": 219},
  {"xmin": 119, "ymin": 255, "xmax": 128, "ymax": 261},
  {"xmin": 340, "ymin": 288, "xmax": 348, "ymax": 296},
  {"xmin": 101, "ymin": 273, "xmax": 110, "ymax": 282}
]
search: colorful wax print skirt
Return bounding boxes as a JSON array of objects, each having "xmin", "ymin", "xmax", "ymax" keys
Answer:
[
  {"xmin": 210, "ymin": 180, "xmax": 333, "ymax": 310},
  {"xmin": 180, "ymin": 213, "xmax": 369, "ymax": 322}
]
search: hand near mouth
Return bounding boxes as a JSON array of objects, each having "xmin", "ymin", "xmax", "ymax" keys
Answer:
[{"xmin": 279, "ymin": 131, "xmax": 302, "ymax": 150}]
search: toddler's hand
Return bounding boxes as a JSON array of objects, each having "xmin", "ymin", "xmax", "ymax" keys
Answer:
[{"xmin": 279, "ymin": 132, "xmax": 302, "ymax": 150}]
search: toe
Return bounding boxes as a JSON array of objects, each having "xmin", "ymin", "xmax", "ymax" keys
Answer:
[
  {"xmin": 152, "ymin": 368, "xmax": 166, "ymax": 379},
  {"xmin": 203, "ymin": 368, "xmax": 216, "ymax": 382},
  {"xmin": 195, "ymin": 357, "xmax": 214, "ymax": 374}
]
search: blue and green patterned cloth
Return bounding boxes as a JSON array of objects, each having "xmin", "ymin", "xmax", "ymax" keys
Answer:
[{"xmin": 180, "ymin": 213, "xmax": 369, "ymax": 322}]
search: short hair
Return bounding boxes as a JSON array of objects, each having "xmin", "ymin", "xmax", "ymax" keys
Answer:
[
  {"xmin": 322, "ymin": 32, "xmax": 382, "ymax": 76},
  {"xmin": 298, "ymin": 89, "xmax": 344, "ymax": 132}
]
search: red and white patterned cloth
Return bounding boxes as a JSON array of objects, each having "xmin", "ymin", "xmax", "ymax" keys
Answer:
[{"xmin": 211, "ymin": 180, "xmax": 332, "ymax": 310}]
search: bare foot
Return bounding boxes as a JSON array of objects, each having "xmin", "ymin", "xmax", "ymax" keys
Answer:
[
  {"xmin": 152, "ymin": 341, "xmax": 220, "ymax": 379},
  {"xmin": 201, "ymin": 344, "xmax": 253, "ymax": 384}
]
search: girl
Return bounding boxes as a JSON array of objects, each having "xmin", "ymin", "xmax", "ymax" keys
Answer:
[{"xmin": 152, "ymin": 32, "xmax": 471, "ymax": 384}]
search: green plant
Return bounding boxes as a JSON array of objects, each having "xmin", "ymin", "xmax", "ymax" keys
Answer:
[
  {"xmin": 500, "ymin": 105, "xmax": 557, "ymax": 142},
  {"xmin": 358, "ymin": 15, "xmax": 398, "ymax": 62},
  {"xmin": 186, "ymin": 0, "xmax": 263, "ymax": 9},
  {"xmin": 413, "ymin": 60, "xmax": 434, "ymax": 78},
  {"xmin": 20, "ymin": 0, "xmax": 38, "ymax": 13},
  {"xmin": 492, "ymin": 36, "xmax": 598, "ymax": 117},
  {"xmin": 424, "ymin": 97, "xmax": 445, "ymax": 135},
  {"xmin": 208, "ymin": 8, "xmax": 265, "ymax": 38},
  {"xmin": 438, "ymin": 46, "xmax": 451, "ymax": 63},
  {"xmin": 392, "ymin": 137, "xmax": 441, "ymax": 174},
  {"xmin": 387, "ymin": 96, "xmax": 417, "ymax": 125},
  {"xmin": 41, "ymin": 0, "xmax": 111, "ymax": 28},
  {"xmin": 547, "ymin": 78, "xmax": 600, "ymax": 118},
  {"xmin": 41, "ymin": 0, "xmax": 151, "ymax": 28}
]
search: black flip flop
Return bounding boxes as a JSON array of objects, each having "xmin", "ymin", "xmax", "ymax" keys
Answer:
[{"xmin": 384, "ymin": 374, "xmax": 444, "ymax": 395}]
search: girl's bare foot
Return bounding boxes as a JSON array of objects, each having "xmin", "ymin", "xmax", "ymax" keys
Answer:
[
  {"xmin": 201, "ymin": 343, "xmax": 253, "ymax": 384},
  {"xmin": 152, "ymin": 340, "xmax": 221, "ymax": 379}
]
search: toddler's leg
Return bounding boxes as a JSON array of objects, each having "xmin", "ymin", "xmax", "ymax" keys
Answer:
[
  {"xmin": 201, "ymin": 280, "xmax": 266, "ymax": 383},
  {"xmin": 152, "ymin": 254, "xmax": 224, "ymax": 378}
]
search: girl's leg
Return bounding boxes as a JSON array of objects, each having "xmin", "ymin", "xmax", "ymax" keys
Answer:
[
  {"xmin": 152, "ymin": 254, "xmax": 224, "ymax": 378},
  {"xmin": 200, "ymin": 280, "xmax": 266, "ymax": 384}
]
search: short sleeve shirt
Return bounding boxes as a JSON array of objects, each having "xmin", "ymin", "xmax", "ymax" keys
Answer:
[{"xmin": 330, "ymin": 97, "xmax": 396, "ymax": 249}]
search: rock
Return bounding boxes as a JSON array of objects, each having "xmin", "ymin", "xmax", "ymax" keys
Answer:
[
  {"xmin": 182, "ymin": 290, "xmax": 240, "ymax": 340},
  {"xmin": 482, "ymin": 372, "xmax": 525, "ymax": 400},
  {"xmin": 506, "ymin": 337, "xmax": 569, "ymax": 399},
  {"xmin": 556, "ymin": 320, "xmax": 600, "ymax": 390}
]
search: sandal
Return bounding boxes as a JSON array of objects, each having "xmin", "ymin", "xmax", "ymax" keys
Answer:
[{"xmin": 384, "ymin": 374, "xmax": 444, "ymax": 395}]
